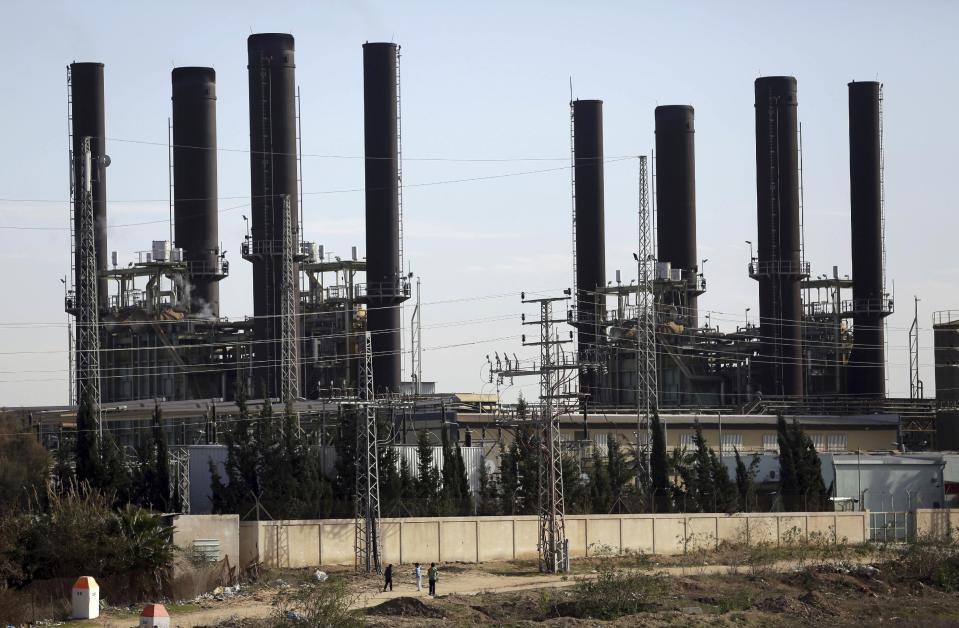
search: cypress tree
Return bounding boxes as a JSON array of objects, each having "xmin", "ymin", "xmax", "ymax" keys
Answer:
[
  {"xmin": 734, "ymin": 448, "xmax": 759, "ymax": 512},
  {"xmin": 588, "ymin": 448, "xmax": 611, "ymax": 513},
  {"xmin": 477, "ymin": 458, "xmax": 501, "ymax": 515},
  {"xmin": 151, "ymin": 401, "xmax": 170, "ymax": 511},
  {"xmin": 415, "ymin": 430, "xmax": 439, "ymax": 514},
  {"xmin": 74, "ymin": 392, "xmax": 102, "ymax": 487},
  {"xmin": 606, "ymin": 434, "xmax": 632, "ymax": 513},
  {"xmin": 650, "ymin": 411, "xmax": 671, "ymax": 512},
  {"xmin": 776, "ymin": 414, "xmax": 799, "ymax": 510},
  {"xmin": 679, "ymin": 420, "xmax": 736, "ymax": 513}
]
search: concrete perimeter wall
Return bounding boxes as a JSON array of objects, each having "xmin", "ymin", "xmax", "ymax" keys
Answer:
[
  {"xmin": 172, "ymin": 514, "xmax": 241, "ymax": 568},
  {"xmin": 916, "ymin": 509, "xmax": 959, "ymax": 540},
  {"xmin": 238, "ymin": 512, "xmax": 869, "ymax": 569}
]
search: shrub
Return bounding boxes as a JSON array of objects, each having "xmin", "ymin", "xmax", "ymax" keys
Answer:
[
  {"xmin": 570, "ymin": 565, "xmax": 665, "ymax": 619},
  {"xmin": 889, "ymin": 535, "xmax": 959, "ymax": 590},
  {"xmin": 271, "ymin": 577, "xmax": 361, "ymax": 627}
]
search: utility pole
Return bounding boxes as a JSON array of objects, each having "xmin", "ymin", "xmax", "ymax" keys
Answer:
[
  {"xmin": 355, "ymin": 331, "xmax": 382, "ymax": 573},
  {"xmin": 75, "ymin": 137, "xmax": 102, "ymax": 436},
  {"xmin": 492, "ymin": 291, "xmax": 579, "ymax": 572},
  {"xmin": 909, "ymin": 296, "xmax": 923, "ymax": 399},
  {"xmin": 411, "ymin": 275, "xmax": 422, "ymax": 395},
  {"xmin": 635, "ymin": 155, "xmax": 658, "ymax": 488}
]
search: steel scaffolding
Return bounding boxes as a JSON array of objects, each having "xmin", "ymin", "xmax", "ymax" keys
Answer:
[
  {"xmin": 75, "ymin": 137, "xmax": 102, "ymax": 435},
  {"xmin": 636, "ymin": 155, "xmax": 657, "ymax": 483},
  {"xmin": 280, "ymin": 194, "xmax": 299, "ymax": 410},
  {"xmin": 355, "ymin": 331, "xmax": 382, "ymax": 573}
]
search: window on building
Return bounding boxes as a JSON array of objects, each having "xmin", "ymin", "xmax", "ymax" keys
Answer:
[
  {"xmin": 593, "ymin": 433, "xmax": 609, "ymax": 456},
  {"xmin": 762, "ymin": 434, "xmax": 779, "ymax": 451},
  {"xmin": 720, "ymin": 433, "xmax": 743, "ymax": 450},
  {"xmin": 811, "ymin": 434, "xmax": 827, "ymax": 451},
  {"xmin": 827, "ymin": 434, "xmax": 848, "ymax": 452},
  {"xmin": 679, "ymin": 433, "xmax": 695, "ymax": 449}
]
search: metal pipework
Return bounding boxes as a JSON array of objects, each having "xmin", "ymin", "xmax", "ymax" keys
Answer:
[
  {"xmin": 753, "ymin": 76, "xmax": 804, "ymax": 397},
  {"xmin": 70, "ymin": 62, "xmax": 109, "ymax": 308},
  {"xmin": 172, "ymin": 67, "xmax": 221, "ymax": 317},
  {"xmin": 363, "ymin": 42, "xmax": 402, "ymax": 394}
]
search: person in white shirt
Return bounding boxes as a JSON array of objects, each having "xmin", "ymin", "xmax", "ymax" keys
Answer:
[{"xmin": 413, "ymin": 563, "xmax": 422, "ymax": 592}]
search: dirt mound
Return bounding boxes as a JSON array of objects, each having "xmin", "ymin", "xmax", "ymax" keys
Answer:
[
  {"xmin": 367, "ymin": 596, "xmax": 446, "ymax": 619},
  {"xmin": 758, "ymin": 594, "xmax": 810, "ymax": 616},
  {"xmin": 799, "ymin": 590, "xmax": 838, "ymax": 615}
]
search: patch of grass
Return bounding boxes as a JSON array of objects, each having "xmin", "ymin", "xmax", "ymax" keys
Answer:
[
  {"xmin": 568, "ymin": 567, "xmax": 666, "ymax": 620},
  {"xmin": 716, "ymin": 587, "xmax": 756, "ymax": 613}
]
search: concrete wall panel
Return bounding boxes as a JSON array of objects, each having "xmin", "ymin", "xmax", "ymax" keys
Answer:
[{"xmin": 477, "ymin": 519, "xmax": 515, "ymax": 562}]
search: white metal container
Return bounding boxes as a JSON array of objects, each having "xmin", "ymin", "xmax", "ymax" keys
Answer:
[
  {"xmin": 656, "ymin": 261, "xmax": 672, "ymax": 280},
  {"xmin": 152, "ymin": 240, "xmax": 171, "ymax": 262}
]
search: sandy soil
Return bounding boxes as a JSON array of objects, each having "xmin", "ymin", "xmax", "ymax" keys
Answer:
[{"xmin": 88, "ymin": 557, "xmax": 884, "ymax": 627}]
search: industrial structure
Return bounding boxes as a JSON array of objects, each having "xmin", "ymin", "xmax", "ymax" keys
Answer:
[{"xmin": 37, "ymin": 34, "xmax": 952, "ymax": 572}]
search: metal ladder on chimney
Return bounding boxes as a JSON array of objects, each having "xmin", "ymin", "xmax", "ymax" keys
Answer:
[
  {"xmin": 768, "ymin": 96, "xmax": 784, "ymax": 394},
  {"xmin": 396, "ymin": 45, "xmax": 405, "ymax": 278},
  {"xmin": 66, "ymin": 66, "xmax": 75, "ymax": 293},
  {"xmin": 879, "ymin": 83, "xmax": 889, "ymax": 392},
  {"xmin": 65, "ymin": 66, "xmax": 77, "ymax": 407},
  {"xmin": 569, "ymin": 98, "xmax": 577, "ymax": 309}
]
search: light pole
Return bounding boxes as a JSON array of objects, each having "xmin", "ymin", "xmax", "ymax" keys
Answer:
[{"xmin": 745, "ymin": 307, "xmax": 751, "ymax": 328}]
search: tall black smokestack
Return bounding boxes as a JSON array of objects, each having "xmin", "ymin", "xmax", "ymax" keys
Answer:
[
  {"xmin": 70, "ymin": 62, "xmax": 108, "ymax": 308},
  {"xmin": 572, "ymin": 99, "xmax": 606, "ymax": 402},
  {"xmin": 847, "ymin": 81, "xmax": 888, "ymax": 396},
  {"xmin": 172, "ymin": 67, "xmax": 221, "ymax": 317},
  {"xmin": 655, "ymin": 105, "xmax": 699, "ymax": 328},
  {"xmin": 246, "ymin": 34, "xmax": 300, "ymax": 397},
  {"xmin": 363, "ymin": 42, "xmax": 403, "ymax": 394},
  {"xmin": 753, "ymin": 76, "xmax": 804, "ymax": 397}
]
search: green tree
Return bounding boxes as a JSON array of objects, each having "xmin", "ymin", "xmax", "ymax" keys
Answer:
[
  {"xmin": 734, "ymin": 448, "xmax": 759, "ymax": 512},
  {"xmin": 562, "ymin": 454, "xmax": 589, "ymax": 515},
  {"xmin": 210, "ymin": 382, "xmax": 258, "ymax": 517},
  {"xmin": 650, "ymin": 411, "xmax": 671, "ymax": 512},
  {"xmin": 776, "ymin": 415, "xmax": 827, "ymax": 511},
  {"xmin": 74, "ymin": 393, "xmax": 103, "ymax": 488},
  {"xmin": 606, "ymin": 434, "xmax": 633, "ymax": 513},
  {"xmin": 588, "ymin": 447, "xmax": 612, "ymax": 513},
  {"xmin": 499, "ymin": 424, "xmax": 539, "ymax": 515},
  {"xmin": 0, "ymin": 413, "xmax": 51, "ymax": 512},
  {"xmin": 677, "ymin": 420, "xmax": 736, "ymax": 513},
  {"xmin": 414, "ymin": 430, "xmax": 439, "ymax": 514},
  {"xmin": 476, "ymin": 458, "xmax": 501, "ymax": 515}
]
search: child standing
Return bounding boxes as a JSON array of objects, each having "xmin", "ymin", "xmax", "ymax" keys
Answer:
[{"xmin": 427, "ymin": 563, "xmax": 438, "ymax": 596}]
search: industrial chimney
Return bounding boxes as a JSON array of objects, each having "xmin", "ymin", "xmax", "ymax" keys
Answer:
[
  {"xmin": 245, "ymin": 33, "xmax": 300, "ymax": 397},
  {"xmin": 172, "ymin": 67, "xmax": 222, "ymax": 318},
  {"xmin": 572, "ymin": 99, "xmax": 606, "ymax": 403},
  {"xmin": 654, "ymin": 105, "xmax": 699, "ymax": 328},
  {"xmin": 70, "ymin": 62, "xmax": 109, "ymax": 308},
  {"xmin": 847, "ymin": 81, "xmax": 889, "ymax": 397},
  {"xmin": 752, "ymin": 76, "xmax": 804, "ymax": 397},
  {"xmin": 363, "ymin": 42, "xmax": 405, "ymax": 394}
]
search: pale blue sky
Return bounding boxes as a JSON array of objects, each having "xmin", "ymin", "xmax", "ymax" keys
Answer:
[{"xmin": 0, "ymin": 0, "xmax": 956, "ymax": 405}]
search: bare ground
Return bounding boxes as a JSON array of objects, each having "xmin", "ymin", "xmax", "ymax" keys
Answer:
[{"xmin": 83, "ymin": 551, "xmax": 959, "ymax": 627}]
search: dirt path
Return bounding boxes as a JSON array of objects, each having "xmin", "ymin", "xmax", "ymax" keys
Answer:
[{"xmin": 91, "ymin": 558, "xmax": 875, "ymax": 627}]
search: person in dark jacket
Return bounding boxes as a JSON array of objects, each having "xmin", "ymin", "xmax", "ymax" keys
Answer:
[
  {"xmin": 427, "ymin": 563, "xmax": 438, "ymax": 596},
  {"xmin": 383, "ymin": 564, "xmax": 393, "ymax": 592}
]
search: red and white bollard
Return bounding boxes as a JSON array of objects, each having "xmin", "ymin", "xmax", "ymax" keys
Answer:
[{"xmin": 139, "ymin": 603, "xmax": 170, "ymax": 628}]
